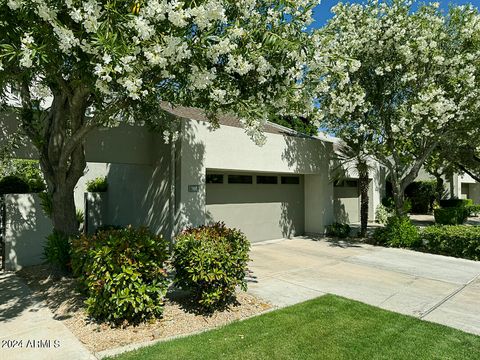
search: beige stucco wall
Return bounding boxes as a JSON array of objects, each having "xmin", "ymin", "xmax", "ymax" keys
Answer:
[
  {"xmin": 205, "ymin": 173, "xmax": 305, "ymax": 242},
  {"xmin": 4, "ymin": 194, "xmax": 53, "ymax": 271},
  {"xmin": 176, "ymin": 118, "xmax": 334, "ymax": 236}
]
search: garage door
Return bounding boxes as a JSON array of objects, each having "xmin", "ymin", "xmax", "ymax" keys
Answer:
[
  {"xmin": 333, "ymin": 179, "xmax": 360, "ymax": 223},
  {"xmin": 206, "ymin": 172, "xmax": 304, "ymax": 243}
]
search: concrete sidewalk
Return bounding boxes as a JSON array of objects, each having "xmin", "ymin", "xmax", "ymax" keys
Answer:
[
  {"xmin": 248, "ymin": 238, "xmax": 480, "ymax": 336},
  {"xmin": 0, "ymin": 272, "xmax": 94, "ymax": 360}
]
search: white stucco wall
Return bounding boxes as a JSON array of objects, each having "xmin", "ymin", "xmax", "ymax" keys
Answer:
[{"xmin": 4, "ymin": 194, "xmax": 53, "ymax": 271}]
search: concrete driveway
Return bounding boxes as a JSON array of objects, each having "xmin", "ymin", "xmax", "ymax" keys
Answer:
[{"xmin": 247, "ymin": 238, "xmax": 480, "ymax": 336}]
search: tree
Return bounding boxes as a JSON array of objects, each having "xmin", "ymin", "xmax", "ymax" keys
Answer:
[
  {"xmin": 0, "ymin": 0, "xmax": 317, "ymax": 235},
  {"xmin": 332, "ymin": 140, "xmax": 371, "ymax": 237},
  {"xmin": 311, "ymin": 0, "xmax": 480, "ymax": 215},
  {"xmin": 270, "ymin": 115, "xmax": 318, "ymax": 136}
]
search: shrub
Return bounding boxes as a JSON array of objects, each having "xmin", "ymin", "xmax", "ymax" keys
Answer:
[
  {"xmin": 466, "ymin": 204, "xmax": 480, "ymax": 217},
  {"xmin": 381, "ymin": 196, "xmax": 411, "ymax": 214},
  {"xmin": 0, "ymin": 175, "xmax": 30, "ymax": 194},
  {"xmin": 439, "ymin": 199, "xmax": 472, "ymax": 208},
  {"xmin": 172, "ymin": 222, "xmax": 250, "ymax": 310},
  {"xmin": 0, "ymin": 159, "xmax": 45, "ymax": 192},
  {"xmin": 405, "ymin": 180, "xmax": 436, "ymax": 214},
  {"xmin": 326, "ymin": 222, "xmax": 351, "ymax": 238},
  {"xmin": 375, "ymin": 204, "xmax": 392, "ymax": 225},
  {"xmin": 421, "ymin": 225, "xmax": 480, "ymax": 261},
  {"xmin": 71, "ymin": 227, "xmax": 169, "ymax": 324},
  {"xmin": 373, "ymin": 216, "xmax": 420, "ymax": 248},
  {"xmin": 434, "ymin": 208, "xmax": 467, "ymax": 225},
  {"xmin": 86, "ymin": 177, "xmax": 108, "ymax": 192},
  {"xmin": 43, "ymin": 231, "xmax": 71, "ymax": 272}
]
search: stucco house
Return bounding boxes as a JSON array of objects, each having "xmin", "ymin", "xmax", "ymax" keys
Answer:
[{"xmin": 1, "ymin": 104, "xmax": 386, "ymax": 270}]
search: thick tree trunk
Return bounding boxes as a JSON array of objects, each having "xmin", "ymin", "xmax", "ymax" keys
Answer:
[
  {"xmin": 51, "ymin": 183, "xmax": 78, "ymax": 235},
  {"xmin": 391, "ymin": 179, "xmax": 405, "ymax": 216},
  {"xmin": 435, "ymin": 175, "xmax": 444, "ymax": 205},
  {"xmin": 357, "ymin": 160, "xmax": 369, "ymax": 238},
  {"xmin": 20, "ymin": 83, "xmax": 92, "ymax": 237}
]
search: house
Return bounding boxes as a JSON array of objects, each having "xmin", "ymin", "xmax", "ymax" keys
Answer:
[{"xmin": 1, "ymin": 104, "xmax": 385, "ymax": 270}]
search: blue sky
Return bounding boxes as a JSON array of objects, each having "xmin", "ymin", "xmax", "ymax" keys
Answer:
[{"xmin": 311, "ymin": 0, "xmax": 480, "ymax": 27}]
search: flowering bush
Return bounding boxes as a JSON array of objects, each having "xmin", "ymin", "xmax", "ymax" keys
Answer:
[{"xmin": 375, "ymin": 204, "xmax": 392, "ymax": 225}]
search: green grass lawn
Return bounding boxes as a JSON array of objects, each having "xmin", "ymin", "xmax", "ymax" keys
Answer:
[{"xmin": 110, "ymin": 295, "xmax": 480, "ymax": 360}]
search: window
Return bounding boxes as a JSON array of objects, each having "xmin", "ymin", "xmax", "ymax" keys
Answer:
[
  {"xmin": 206, "ymin": 174, "xmax": 224, "ymax": 184},
  {"xmin": 334, "ymin": 180, "xmax": 358, "ymax": 188},
  {"xmin": 228, "ymin": 175, "xmax": 253, "ymax": 184},
  {"xmin": 257, "ymin": 175, "xmax": 278, "ymax": 184},
  {"xmin": 281, "ymin": 176, "xmax": 300, "ymax": 185}
]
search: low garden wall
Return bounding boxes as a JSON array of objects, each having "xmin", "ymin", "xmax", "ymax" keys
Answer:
[{"xmin": 3, "ymin": 193, "xmax": 52, "ymax": 271}]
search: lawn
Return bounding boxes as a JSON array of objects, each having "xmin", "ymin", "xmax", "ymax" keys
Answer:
[{"xmin": 109, "ymin": 294, "xmax": 480, "ymax": 360}]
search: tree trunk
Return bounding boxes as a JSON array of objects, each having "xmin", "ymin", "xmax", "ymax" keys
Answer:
[
  {"xmin": 20, "ymin": 83, "xmax": 92, "ymax": 237},
  {"xmin": 435, "ymin": 175, "xmax": 444, "ymax": 206},
  {"xmin": 391, "ymin": 179, "xmax": 405, "ymax": 216},
  {"xmin": 51, "ymin": 182, "xmax": 78, "ymax": 235},
  {"xmin": 357, "ymin": 160, "xmax": 369, "ymax": 237}
]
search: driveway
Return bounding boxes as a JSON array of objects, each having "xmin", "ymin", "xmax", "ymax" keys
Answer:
[{"xmin": 247, "ymin": 238, "xmax": 480, "ymax": 336}]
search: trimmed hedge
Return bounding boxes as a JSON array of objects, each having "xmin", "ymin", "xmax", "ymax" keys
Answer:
[
  {"xmin": 439, "ymin": 199, "xmax": 472, "ymax": 208},
  {"xmin": 421, "ymin": 226, "xmax": 480, "ymax": 261},
  {"xmin": 172, "ymin": 222, "xmax": 250, "ymax": 310},
  {"xmin": 71, "ymin": 227, "xmax": 170, "ymax": 324},
  {"xmin": 466, "ymin": 204, "xmax": 480, "ymax": 217},
  {"xmin": 0, "ymin": 175, "xmax": 30, "ymax": 194},
  {"xmin": 434, "ymin": 207, "xmax": 468, "ymax": 225}
]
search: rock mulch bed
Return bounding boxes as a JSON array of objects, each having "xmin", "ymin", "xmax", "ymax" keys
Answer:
[{"xmin": 17, "ymin": 264, "xmax": 272, "ymax": 353}]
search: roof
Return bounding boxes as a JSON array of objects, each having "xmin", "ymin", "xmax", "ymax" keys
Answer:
[{"xmin": 159, "ymin": 102, "xmax": 334, "ymax": 143}]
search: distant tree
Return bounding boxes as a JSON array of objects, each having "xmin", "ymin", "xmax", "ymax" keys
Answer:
[
  {"xmin": 271, "ymin": 115, "xmax": 318, "ymax": 136},
  {"xmin": 311, "ymin": 0, "xmax": 480, "ymax": 216}
]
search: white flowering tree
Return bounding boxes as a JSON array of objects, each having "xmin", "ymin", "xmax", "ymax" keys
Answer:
[
  {"xmin": 311, "ymin": 0, "xmax": 480, "ymax": 215},
  {"xmin": 0, "ymin": 0, "xmax": 317, "ymax": 235}
]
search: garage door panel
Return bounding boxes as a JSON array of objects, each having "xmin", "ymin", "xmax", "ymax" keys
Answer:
[{"xmin": 206, "ymin": 175, "xmax": 304, "ymax": 242}]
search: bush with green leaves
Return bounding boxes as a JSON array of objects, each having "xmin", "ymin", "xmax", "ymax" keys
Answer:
[
  {"xmin": 466, "ymin": 204, "xmax": 480, "ymax": 217},
  {"xmin": 375, "ymin": 204, "xmax": 393, "ymax": 225},
  {"xmin": 326, "ymin": 222, "xmax": 351, "ymax": 238},
  {"xmin": 405, "ymin": 180, "xmax": 436, "ymax": 214},
  {"xmin": 421, "ymin": 225, "xmax": 480, "ymax": 261},
  {"xmin": 86, "ymin": 177, "xmax": 108, "ymax": 192},
  {"xmin": 0, "ymin": 175, "xmax": 30, "ymax": 194},
  {"xmin": 71, "ymin": 227, "xmax": 169, "ymax": 324},
  {"xmin": 0, "ymin": 159, "xmax": 45, "ymax": 193},
  {"xmin": 439, "ymin": 199, "xmax": 472, "ymax": 208},
  {"xmin": 43, "ymin": 231, "xmax": 71, "ymax": 272},
  {"xmin": 172, "ymin": 222, "xmax": 250, "ymax": 310},
  {"xmin": 372, "ymin": 216, "xmax": 420, "ymax": 248},
  {"xmin": 434, "ymin": 207, "xmax": 467, "ymax": 225}
]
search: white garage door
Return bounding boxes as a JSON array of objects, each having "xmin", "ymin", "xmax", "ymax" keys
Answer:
[{"xmin": 206, "ymin": 172, "xmax": 305, "ymax": 243}]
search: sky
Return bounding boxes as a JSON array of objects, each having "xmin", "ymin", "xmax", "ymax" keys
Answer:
[{"xmin": 311, "ymin": 0, "xmax": 480, "ymax": 27}]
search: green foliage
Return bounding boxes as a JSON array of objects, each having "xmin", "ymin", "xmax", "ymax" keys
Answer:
[
  {"xmin": 270, "ymin": 115, "xmax": 318, "ymax": 136},
  {"xmin": 434, "ymin": 208, "xmax": 468, "ymax": 225},
  {"xmin": 86, "ymin": 177, "xmax": 108, "ymax": 192},
  {"xmin": 172, "ymin": 222, "xmax": 250, "ymax": 310},
  {"xmin": 71, "ymin": 227, "xmax": 169, "ymax": 324},
  {"xmin": 43, "ymin": 231, "xmax": 71, "ymax": 272},
  {"xmin": 381, "ymin": 197, "xmax": 411, "ymax": 214},
  {"xmin": 466, "ymin": 204, "xmax": 480, "ymax": 217},
  {"xmin": 405, "ymin": 181, "xmax": 437, "ymax": 214},
  {"xmin": 375, "ymin": 204, "xmax": 393, "ymax": 225},
  {"xmin": 373, "ymin": 216, "xmax": 420, "ymax": 248},
  {"xmin": 38, "ymin": 191, "xmax": 53, "ymax": 218},
  {"xmin": 421, "ymin": 225, "xmax": 480, "ymax": 261},
  {"xmin": 326, "ymin": 222, "xmax": 351, "ymax": 238},
  {"xmin": 0, "ymin": 159, "xmax": 45, "ymax": 193},
  {"xmin": 0, "ymin": 175, "xmax": 30, "ymax": 194},
  {"xmin": 440, "ymin": 199, "xmax": 472, "ymax": 208}
]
